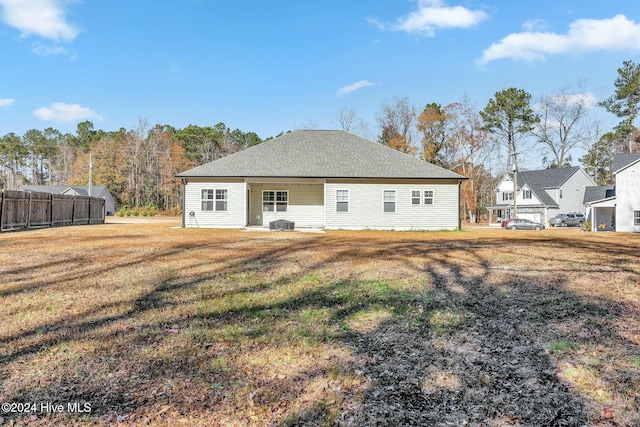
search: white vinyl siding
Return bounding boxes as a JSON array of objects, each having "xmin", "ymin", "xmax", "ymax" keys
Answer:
[
  {"xmin": 184, "ymin": 179, "xmax": 245, "ymax": 228},
  {"xmin": 615, "ymin": 163, "xmax": 640, "ymax": 232},
  {"xmin": 326, "ymin": 179, "xmax": 459, "ymax": 230}
]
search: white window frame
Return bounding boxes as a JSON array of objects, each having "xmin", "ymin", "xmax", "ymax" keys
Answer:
[
  {"xmin": 423, "ymin": 189, "xmax": 434, "ymax": 205},
  {"xmin": 215, "ymin": 189, "xmax": 228, "ymax": 211},
  {"xmin": 202, "ymin": 188, "xmax": 228, "ymax": 212},
  {"xmin": 634, "ymin": 210, "xmax": 640, "ymax": 226},
  {"xmin": 523, "ymin": 189, "xmax": 531, "ymax": 199},
  {"xmin": 383, "ymin": 189, "xmax": 396, "ymax": 213},
  {"xmin": 262, "ymin": 190, "xmax": 288, "ymax": 213},
  {"xmin": 201, "ymin": 189, "xmax": 214, "ymax": 211},
  {"xmin": 503, "ymin": 191, "xmax": 513, "ymax": 201},
  {"xmin": 336, "ymin": 189, "xmax": 349, "ymax": 213},
  {"xmin": 411, "ymin": 190, "xmax": 421, "ymax": 206}
]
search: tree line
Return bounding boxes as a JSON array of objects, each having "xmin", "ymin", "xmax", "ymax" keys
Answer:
[
  {"xmin": 0, "ymin": 120, "xmax": 261, "ymax": 212},
  {"xmin": 1, "ymin": 60, "xmax": 638, "ymax": 220}
]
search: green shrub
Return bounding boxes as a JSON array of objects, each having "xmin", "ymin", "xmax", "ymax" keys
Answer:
[{"xmin": 583, "ymin": 221, "xmax": 591, "ymax": 231}]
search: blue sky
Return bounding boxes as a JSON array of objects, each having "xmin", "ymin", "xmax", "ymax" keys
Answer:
[{"xmin": 1, "ymin": 0, "xmax": 639, "ymax": 165}]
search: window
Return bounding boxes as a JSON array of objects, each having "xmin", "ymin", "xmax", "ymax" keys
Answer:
[
  {"xmin": 559, "ymin": 189, "xmax": 563, "ymax": 199},
  {"xmin": 523, "ymin": 189, "xmax": 531, "ymax": 199},
  {"xmin": 502, "ymin": 191, "xmax": 513, "ymax": 201},
  {"xmin": 635, "ymin": 210, "xmax": 640, "ymax": 226},
  {"xmin": 336, "ymin": 190, "xmax": 349, "ymax": 212},
  {"xmin": 263, "ymin": 191, "xmax": 288, "ymax": 212},
  {"xmin": 202, "ymin": 189, "xmax": 227, "ymax": 211},
  {"xmin": 201, "ymin": 189, "xmax": 214, "ymax": 211},
  {"xmin": 424, "ymin": 190, "xmax": 434, "ymax": 205},
  {"xmin": 215, "ymin": 189, "xmax": 228, "ymax": 211},
  {"xmin": 411, "ymin": 190, "xmax": 421, "ymax": 205},
  {"xmin": 383, "ymin": 190, "xmax": 396, "ymax": 213}
]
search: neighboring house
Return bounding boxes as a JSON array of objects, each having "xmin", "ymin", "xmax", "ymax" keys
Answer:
[
  {"xmin": 488, "ymin": 167, "xmax": 596, "ymax": 226},
  {"xmin": 20, "ymin": 185, "xmax": 116, "ymax": 216},
  {"xmin": 585, "ymin": 153, "xmax": 640, "ymax": 232},
  {"xmin": 176, "ymin": 130, "xmax": 466, "ymax": 230}
]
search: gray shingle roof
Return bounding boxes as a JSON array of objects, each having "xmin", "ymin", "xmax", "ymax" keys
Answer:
[
  {"xmin": 177, "ymin": 130, "xmax": 465, "ymax": 179},
  {"xmin": 583, "ymin": 185, "xmax": 615, "ymax": 204},
  {"xmin": 20, "ymin": 185, "xmax": 109, "ymax": 196},
  {"xmin": 612, "ymin": 153, "xmax": 640, "ymax": 173},
  {"xmin": 508, "ymin": 167, "xmax": 582, "ymax": 207}
]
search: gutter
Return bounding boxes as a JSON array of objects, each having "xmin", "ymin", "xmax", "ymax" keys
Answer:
[{"xmin": 181, "ymin": 178, "xmax": 186, "ymax": 228}]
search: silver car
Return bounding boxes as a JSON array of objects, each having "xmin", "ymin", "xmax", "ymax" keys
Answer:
[{"xmin": 506, "ymin": 218, "xmax": 546, "ymax": 230}]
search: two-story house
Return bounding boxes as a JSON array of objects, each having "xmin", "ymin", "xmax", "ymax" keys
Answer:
[
  {"xmin": 489, "ymin": 166, "xmax": 596, "ymax": 226},
  {"xmin": 585, "ymin": 153, "xmax": 640, "ymax": 232}
]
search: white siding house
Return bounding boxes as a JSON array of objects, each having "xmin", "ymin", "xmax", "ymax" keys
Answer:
[
  {"xmin": 488, "ymin": 167, "xmax": 595, "ymax": 226},
  {"xmin": 177, "ymin": 130, "xmax": 465, "ymax": 231},
  {"xmin": 615, "ymin": 159, "xmax": 640, "ymax": 232},
  {"xmin": 586, "ymin": 154, "xmax": 640, "ymax": 232}
]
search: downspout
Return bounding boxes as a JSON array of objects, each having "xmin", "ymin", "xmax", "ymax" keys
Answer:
[
  {"xmin": 181, "ymin": 178, "xmax": 186, "ymax": 228},
  {"xmin": 458, "ymin": 179, "xmax": 462, "ymax": 230}
]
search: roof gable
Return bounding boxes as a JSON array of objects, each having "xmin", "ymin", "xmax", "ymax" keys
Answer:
[
  {"xmin": 583, "ymin": 185, "xmax": 615, "ymax": 204},
  {"xmin": 612, "ymin": 153, "xmax": 640, "ymax": 174},
  {"xmin": 177, "ymin": 130, "xmax": 464, "ymax": 179},
  {"xmin": 513, "ymin": 166, "xmax": 582, "ymax": 189}
]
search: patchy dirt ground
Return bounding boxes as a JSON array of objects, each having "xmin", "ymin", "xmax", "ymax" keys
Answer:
[{"xmin": 0, "ymin": 221, "xmax": 638, "ymax": 426}]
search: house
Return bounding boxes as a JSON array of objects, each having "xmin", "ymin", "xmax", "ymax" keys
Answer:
[
  {"xmin": 20, "ymin": 185, "xmax": 116, "ymax": 216},
  {"xmin": 585, "ymin": 153, "xmax": 640, "ymax": 232},
  {"xmin": 488, "ymin": 166, "xmax": 596, "ymax": 226},
  {"xmin": 176, "ymin": 130, "xmax": 466, "ymax": 230}
]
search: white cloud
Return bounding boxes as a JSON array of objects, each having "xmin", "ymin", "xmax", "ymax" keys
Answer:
[
  {"xmin": 550, "ymin": 92, "xmax": 598, "ymax": 109},
  {"xmin": 33, "ymin": 41, "xmax": 68, "ymax": 56},
  {"xmin": 0, "ymin": 0, "xmax": 79, "ymax": 41},
  {"xmin": 374, "ymin": 0, "xmax": 488, "ymax": 36},
  {"xmin": 522, "ymin": 19, "xmax": 548, "ymax": 32},
  {"xmin": 0, "ymin": 98, "xmax": 15, "ymax": 107},
  {"xmin": 34, "ymin": 103, "xmax": 102, "ymax": 122},
  {"xmin": 336, "ymin": 80, "xmax": 377, "ymax": 97},
  {"xmin": 480, "ymin": 14, "xmax": 640, "ymax": 64}
]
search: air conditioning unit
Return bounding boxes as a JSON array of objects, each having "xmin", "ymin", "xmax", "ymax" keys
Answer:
[{"xmin": 269, "ymin": 219, "xmax": 295, "ymax": 231}]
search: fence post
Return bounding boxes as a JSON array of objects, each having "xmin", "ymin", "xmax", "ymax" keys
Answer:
[
  {"xmin": 27, "ymin": 191, "xmax": 32, "ymax": 229},
  {"xmin": 49, "ymin": 192, "xmax": 54, "ymax": 227},
  {"xmin": 0, "ymin": 189, "xmax": 4, "ymax": 231}
]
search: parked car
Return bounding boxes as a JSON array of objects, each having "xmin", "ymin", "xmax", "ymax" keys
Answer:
[
  {"xmin": 549, "ymin": 213, "xmax": 584, "ymax": 227},
  {"xmin": 505, "ymin": 218, "xmax": 546, "ymax": 230},
  {"xmin": 501, "ymin": 218, "xmax": 515, "ymax": 228}
]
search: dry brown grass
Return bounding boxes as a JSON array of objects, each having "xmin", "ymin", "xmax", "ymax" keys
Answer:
[{"xmin": 0, "ymin": 219, "xmax": 639, "ymax": 426}]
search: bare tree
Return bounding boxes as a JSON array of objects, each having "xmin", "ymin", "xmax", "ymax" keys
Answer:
[
  {"xmin": 532, "ymin": 85, "xmax": 596, "ymax": 168},
  {"xmin": 336, "ymin": 107, "xmax": 356, "ymax": 132},
  {"xmin": 376, "ymin": 96, "xmax": 417, "ymax": 155}
]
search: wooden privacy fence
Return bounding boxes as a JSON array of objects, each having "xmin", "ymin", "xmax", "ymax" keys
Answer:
[{"xmin": 0, "ymin": 190, "xmax": 105, "ymax": 232}]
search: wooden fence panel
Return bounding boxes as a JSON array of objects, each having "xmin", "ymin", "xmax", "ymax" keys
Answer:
[
  {"xmin": 28, "ymin": 191, "xmax": 53, "ymax": 228},
  {"xmin": 1, "ymin": 191, "xmax": 30, "ymax": 231},
  {"xmin": 73, "ymin": 196, "xmax": 91, "ymax": 225},
  {"xmin": 0, "ymin": 190, "xmax": 105, "ymax": 232},
  {"xmin": 52, "ymin": 194, "xmax": 74, "ymax": 227},
  {"xmin": 90, "ymin": 197, "xmax": 105, "ymax": 224}
]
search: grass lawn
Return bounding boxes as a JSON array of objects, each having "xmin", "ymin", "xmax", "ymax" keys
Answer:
[{"xmin": 0, "ymin": 220, "xmax": 639, "ymax": 426}]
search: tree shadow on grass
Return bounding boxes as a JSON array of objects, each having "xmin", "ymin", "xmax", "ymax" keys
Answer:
[{"xmin": 0, "ymin": 232, "xmax": 638, "ymax": 426}]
